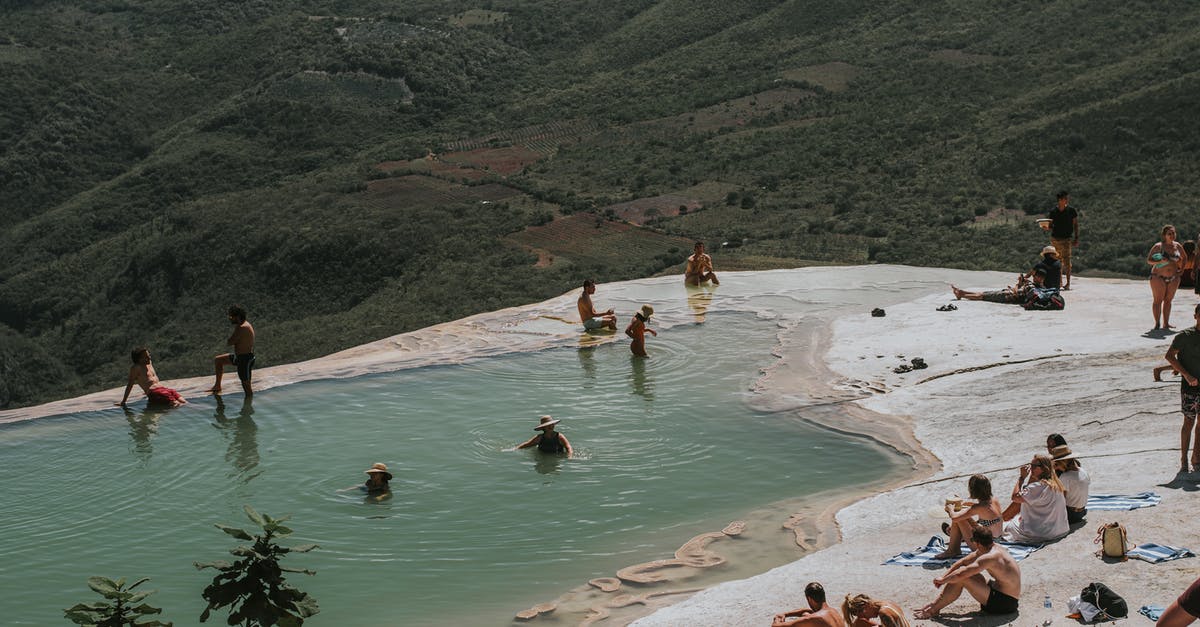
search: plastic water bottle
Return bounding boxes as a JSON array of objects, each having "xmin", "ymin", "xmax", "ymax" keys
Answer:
[{"xmin": 1044, "ymin": 595, "xmax": 1052, "ymax": 609}]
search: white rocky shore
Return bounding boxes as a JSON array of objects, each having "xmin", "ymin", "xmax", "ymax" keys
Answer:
[
  {"xmin": 4, "ymin": 266, "xmax": 1196, "ymax": 627},
  {"xmin": 636, "ymin": 270, "xmax": 1197, "ymax": 626}
]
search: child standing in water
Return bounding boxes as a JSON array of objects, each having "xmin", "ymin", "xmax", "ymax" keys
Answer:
[
  {"xmin": 625, "ymin": 305, "xmax": 657, "ymax": 357},
  {"xmin": 118, "ymin": 347, "xmax": 188, "ymax": 408}
]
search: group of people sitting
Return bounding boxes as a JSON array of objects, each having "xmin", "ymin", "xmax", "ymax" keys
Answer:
[
  {"xmin": 950, "ymin": 245, "xmax": 1065, "ymax": 310},
  {"xmin": 773, "ymin": 433, "xmax": 1091, "ymax": 624}
]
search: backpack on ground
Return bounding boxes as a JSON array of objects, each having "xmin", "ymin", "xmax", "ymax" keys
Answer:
[
  {"xmin": 1080, "ymin": 582, "xmax": 1128, "ymax": 621},
  {"xmin": 1094, "ymin": 522, "xmax": 1130, "ymax": 559},
  {"xmin": 1023, "ymin": 286, "xmax": 1065, "ymax": 310}
]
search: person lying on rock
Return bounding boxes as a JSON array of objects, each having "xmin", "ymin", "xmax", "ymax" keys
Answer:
[{"xmin": 950, "ymin": 268, "xmax": 1047, "ymax": 304}]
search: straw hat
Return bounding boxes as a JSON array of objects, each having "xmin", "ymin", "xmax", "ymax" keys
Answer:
[
  {"xmin": 534, "ymin": 415, "xmax": 561, "ymax": 430},
  {"xmin": 639, "ymin": 304, "xmax": 654, "ymax": 319},
  {"xmin": 1041, "ymin": 245, "xmax": 1058, "ymax": 258},
  {"xmin": 1049, "ymin": 445, "xmax": 1078, "ymax": 461},
  {"xmin": 365, "ymin": 462, "xmax": 393, "ymax": 481}
]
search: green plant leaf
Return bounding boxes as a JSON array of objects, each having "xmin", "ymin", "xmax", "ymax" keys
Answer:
[
  {"xmin": 87, "ymin": 576, "xmax": 118, "ymax": 596},
  {"xmin": 288, "ymin": 544, "xmax": 319, "ymax": 553},
  {"xmin": 272, "ymin": 524, "xmax": 294, "ymax": 535},
  {"xmin": 280, "ymin": 566, "xmax": 316, "ymax": 575},
  {"xmin": 127, "ymin": 590, "xmax": 155, "ymax": 604},
  {"xmin": 215, "ymin": 524, "xmax": 253, "ymax": 540},
  {"xmin": 131, "ymin": 602, "xmax": 163, "ymax": 614},
  {"xmin": 243, "ymin": 505, "xmax": 264, "ymax": 526},
  {"xmin": 293, "ymin": 594, "xmax": 320, "ymax": 617},
  {"xmin": 128, "ymin": 577, "xmax": 151, "ymax": 590},
  {"xmin": 193, "ymin": 560, "xmax": 233, "ymax": 571},
  {"xmin": 62, "ymin": 609, "xmax": 96, "ymax": 625}
]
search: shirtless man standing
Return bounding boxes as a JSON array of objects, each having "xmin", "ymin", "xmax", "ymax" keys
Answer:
[
  {"xmin": 210, "ymin": 304, "xmax": 256, "ymax": 396},
  {"xmin": 578, "ymin": 279, "xmax": 617, "ymax": 331},
  {"xmin": 773, "ymin": 582, "xmax": 846, "ymax": 627},
  {"xmin": 913, "ymin": 526, "xmax": 1021, "ymax": 619},
  {"xmin": 118, "ymin": 347, "xmax": 187, "ymax": 408},
  {"xmin": 684, "ymin": 241, "xmax": 719, "ymax": 286}
]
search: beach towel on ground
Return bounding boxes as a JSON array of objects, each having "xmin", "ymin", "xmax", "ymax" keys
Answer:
[
  {"xmin": 1086, "ymin": 492, "xmax": 1161, "ymax": 511},
  {"xmin": 1127, "ymin": 543, "xmax": 1195, "ymax": 564},
  {"xmin": 1139, "ymin": 605, "xmax": 1165, "ymax": 621},
  {"xmin": 884, "ymin": 536, "xmax": 1044, "ymax": 567}
]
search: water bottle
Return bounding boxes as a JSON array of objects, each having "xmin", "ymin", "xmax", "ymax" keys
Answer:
[{"xmin": 1044, "ymin": 595, "xmax": 1052, "ymax": 609}]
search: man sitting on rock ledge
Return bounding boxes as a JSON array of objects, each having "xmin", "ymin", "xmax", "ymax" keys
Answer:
[
  {"xmin": 913, "ymin": 526, "xmax": 1020, "ymax": 619},
  {"xmin": 773, "ymin": 582, "xmax": 845, "ymax": 626}
]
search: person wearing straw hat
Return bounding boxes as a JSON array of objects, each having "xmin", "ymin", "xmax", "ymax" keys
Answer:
[
  {"xmin": 625, "ymin": 305, "xmax": 658, "ymax": 357},
  {"xmin": 1051, "ymin": 444, "xmax": 1090, "ymax": 524},
  {"xmin": 1024, "ymin": 245, "xmax": 1062, "ymax": 289},
  {"xmin": 363, "ymin": 462, "xmax": 393, "ymax": 493},
  {"xmin": 515, "ymin": 415, "xmax": 573, "ymax": 457}
]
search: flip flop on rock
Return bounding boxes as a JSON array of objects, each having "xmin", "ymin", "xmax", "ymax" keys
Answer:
[{"xmin": 936, "ymin": 304, "xmax": 958, "ymax": 311}]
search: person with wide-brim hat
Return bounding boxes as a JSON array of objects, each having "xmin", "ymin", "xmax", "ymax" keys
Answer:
[
  {"xmin": 1022, "ymin": 245, "xmax": 1063, "ymax": 289},
  {"xmin": 363, "ymin": 462, "xmax": 393, "ymax": 493},
  {"xmin": 514, "ymin": 415, "xmax": 573, "ymax": 457},
  {"xmin": 624, "ymin": 305, "xmax": 658, "ymax": 357},
  {"xmin": 1050, "ymin": 444, "xmax": 1090, "ymax": 524}
]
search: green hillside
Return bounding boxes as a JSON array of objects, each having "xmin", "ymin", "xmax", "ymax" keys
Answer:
[{"xmin": 3, "ymin": 0, "xmax": 1199, "ymax": 408}]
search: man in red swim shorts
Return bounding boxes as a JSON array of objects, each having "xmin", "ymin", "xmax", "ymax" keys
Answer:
[{"xmin": 117, "ymin": 347, "xmax": 187, "ymax": 408}]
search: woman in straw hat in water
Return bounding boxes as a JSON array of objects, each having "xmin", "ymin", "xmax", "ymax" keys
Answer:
[
  {"xmin": 515, "ymin": 415, "xmax": 573, "ymax": 458},
  {"xmin": 625, "ymin": 305, "xmax": 657, "ymax": 357}
]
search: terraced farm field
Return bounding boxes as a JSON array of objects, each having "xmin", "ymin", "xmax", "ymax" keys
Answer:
[
  {"xmin": 439, "ymin": 145, "xmax": 543, "ymax": 176},
  {"xmin": 442, "ymin": 119, "xmax": 602, "ymax": 154},
  {"xmin": 506, "ymin": 213, "xmax": 694, "ymax": 269},
  {"xmin": 364, "ymin": 175, "xmax": 523, "ymax": 210},
  {"xmin": 599, "ymin": 194, "xmax": 703, "ymax": 225}
]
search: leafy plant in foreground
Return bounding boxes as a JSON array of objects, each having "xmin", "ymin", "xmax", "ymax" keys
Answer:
[
  {"xmin": 195, "ymin": 505, "xmax": 319, "ymax": 626},
  {"xmin": 64, "ymin": 576, "xmax": 171, "ymax": 627}
]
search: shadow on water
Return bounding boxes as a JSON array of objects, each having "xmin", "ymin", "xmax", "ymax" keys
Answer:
[
  {"xmin": 123, "ymin": 405, "xmax": 170, "ymax": 464},
  {"xmin": 630, "ymin": 355, "xmax": 653, "ymax": 401},
  {"xmin": 687, "ymin": 285, "xmax": 715, "ymax": 323},
  {"xmin": 578, "ymin": 346, "xmax": 597, "ymax": 384},
  {"xmin": 211, "ymin": 396, "xmax": 261, "ymax": 482}
]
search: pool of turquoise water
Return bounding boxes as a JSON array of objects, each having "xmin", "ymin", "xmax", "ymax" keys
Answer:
[{"xmin": 0, "ymin": 312, "xmax": 901, "ymax": 626}]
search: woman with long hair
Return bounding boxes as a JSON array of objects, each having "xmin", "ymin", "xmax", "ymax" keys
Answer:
[
  {"xmin": 842, "ymin": 593, "xmax": 910, "ymax": 627},
  {"xmin": 1149, "ymin": 224, "xmax": 1186, "ymax": 330},
  {"xmin": 1003, "ymin": 454, "xmax": 1068, "ymax": 543},
  {"xmin": 933, "ymin": 474, "xmax": 1004, "ymax": 559}
]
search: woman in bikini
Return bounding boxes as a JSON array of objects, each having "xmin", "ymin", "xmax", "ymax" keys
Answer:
[
  {"xmin": 842, "ymin": 593, "xmax": 910, "ymax": 627},
  {"xmin": 933, "ymin": 474, "xmax": 1004, "ymax": 560},
  {"xmin": 1149, "ymin": 224, "xmax": 1186, "ymax": 330}
]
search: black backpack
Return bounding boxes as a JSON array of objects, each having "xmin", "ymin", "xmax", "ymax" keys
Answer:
[
  {"xmin": 1081, "ymin": 582, "xmax": 1128, "ymax": 621},
  {"xmin": 1023, "ymin": 287, "xmax": 1065, "ymax": 311}
]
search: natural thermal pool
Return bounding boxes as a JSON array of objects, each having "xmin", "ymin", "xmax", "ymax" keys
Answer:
[{"xmin": 0, "ymin": 310, "xmax": 904, "ymax": 626}]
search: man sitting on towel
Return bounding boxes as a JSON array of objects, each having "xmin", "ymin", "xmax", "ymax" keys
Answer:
[{"xmin": 914, "ymin": 527, "xmax": 1021, "ymax": 619}]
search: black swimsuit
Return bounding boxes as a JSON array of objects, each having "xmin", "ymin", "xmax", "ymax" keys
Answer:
[{"xmin": 536, "ymin": 432, "xmax": 565, "ymax": 454}]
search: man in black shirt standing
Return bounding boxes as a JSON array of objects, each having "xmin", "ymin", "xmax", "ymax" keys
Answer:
[{"xmin": 1047, "ymin": 191, "xmax": 1080, "ymax": 290}]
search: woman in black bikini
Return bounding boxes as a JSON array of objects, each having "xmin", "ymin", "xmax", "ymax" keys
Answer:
[
  {"xmin": 934, "ymin": 474, "xmax": 1004, "ymax": 560},
  {"xmin": 515, "ymin": 415, "xmax": 573, "ymax": 458},
  {"xmin": 1149, "ymin": 224, "xmax": 1186, "ymax": 330}
]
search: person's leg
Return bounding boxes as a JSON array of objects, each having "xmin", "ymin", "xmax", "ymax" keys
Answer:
[
  {"xmin": 707, "ymin": 271, "xmax": 720, "ymax": 285},
  {"xmin": 1151, "ymin": 277, "xmax": 1167, "ymax": 328},
  {"xmin": 210, "ymin": 354, "xmax": 231, "ymax": 393},
  {"xmin": 1183, "ymin": 391, "xmax": 1199, "ymax": 471},
  {"xmin": 934, "ymin": 520, "xmax": 967, "ymax": 559},
  {"xmin": 959, "ymin": 574, "xmax": 995, "ymax": 605},
  {"xmin": 1165, "ymin": 279, "xmax": 1181, "ymax": 328},
  {"xmin": 913, "ymin": 580, "xmax": 967, "ymax": 619},
  {"xmin": 237, "ymin": 355, "xmax": 254, "ymax": 397},
  {"xmin": 1052, "ymin": 239, "xmax": 1072, "ymax": 288}
]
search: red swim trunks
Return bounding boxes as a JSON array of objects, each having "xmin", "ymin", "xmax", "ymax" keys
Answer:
[{"xmin": 146, "ymin": 386, "xmax": 184, "ymax": 406}]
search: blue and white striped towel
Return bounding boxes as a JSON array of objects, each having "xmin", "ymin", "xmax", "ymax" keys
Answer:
[
  {"xmin": 884, "ymin": 536, "xmax": 1044, "ymax": 566},
  {"xmin": 1127, "ymin": 543, "xmax": 1194, "ymax": 564},
  {"xmin": 1085, "ymin": 492, "xmax": 1161, "ymax": 511}
]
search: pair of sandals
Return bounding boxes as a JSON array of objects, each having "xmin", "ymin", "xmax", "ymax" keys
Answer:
[{"xmin": 936, "ymin": 303, "xmax": 958, "ymax": 312}]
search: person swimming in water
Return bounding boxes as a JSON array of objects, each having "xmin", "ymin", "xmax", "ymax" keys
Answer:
[
  {"xmin": 117, "ymin": 347, "xmax": 188, "ymax": 408},
  {"xmin": 515, "ymin": 415, "xmax": 573, "ymax": 458},
  {"xmin": 363, "ymin": 462, "xmax": 392, "ymax": 493}
]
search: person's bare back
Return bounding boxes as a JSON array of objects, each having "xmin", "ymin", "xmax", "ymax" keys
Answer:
[{"xmin": 578, "ymin": 279, "xmax": 617, "ymax": 331}]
